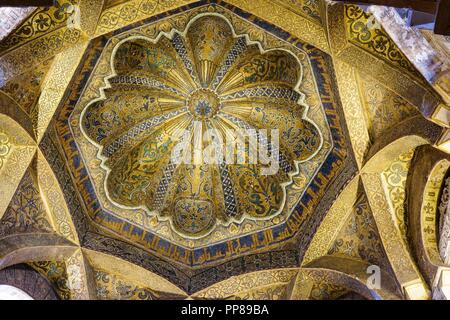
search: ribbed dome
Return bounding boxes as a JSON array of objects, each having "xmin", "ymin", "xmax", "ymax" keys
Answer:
[{"xmin": 81, "ymin": 15, "xmax": 321, "ymax": 238}]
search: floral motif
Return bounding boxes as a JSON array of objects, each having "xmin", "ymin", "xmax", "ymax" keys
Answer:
[
  {"xmin": 360, "ymin": 73, "xmax": 419, "ymax": 140},
  {"xmin": 382, "ymin": 148, "xmax": 415, "ymax": 243},
  {"xmin": 94, "ymin": 270, "xmax": 158, "ymax": 300},
  {"xmin": 0, "ymin": 0, "xmax": 75, "ymax": 52},
  {"xmin": 0, "ymin": 130, "xmax": 11, "ymax": 170},
  {"xmin": 327, "ymin": 193, "xmax": 391, "ymax": 271},
  {"xmin": 0, "ymin": 168, "xmax": 52, "ymax": 238},
  {"xmin": 30, "ymin": 261, "xmax": 72, "ymax": 300}
]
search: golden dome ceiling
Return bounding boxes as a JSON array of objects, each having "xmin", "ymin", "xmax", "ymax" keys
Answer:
[
  {"xmin": 1, "ymin": 0, "xmax": 449, "ymax": 300},
  {"xmin": 61, "ymin": 2, "xmax": 341, "ymax": 267},
  {"xmin": 80, "ymin": 15, "xmax": 322, "ymax": 238}
]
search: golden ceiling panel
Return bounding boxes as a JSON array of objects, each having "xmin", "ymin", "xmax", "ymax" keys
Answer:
[
  {"xmin": 308, "ymin": 281, "xmax": 349, "ymax": 300},
  {"xmin": 271, "ymin": 0, "xmax": 323, "ymax": 25},
  {"xmin": 29, "ymin": 260, "xmax": 72, "ymax": 300},
  {"xmin": 358, "ymin": 72, "xmax": 420, "ymax": 142},
  {"xmin": 361, "ymin": 171, "xmax": 426, "ymax": 291},
  {"xmin": 83, "ymin": 249, "xmax": 187, "ymax": 299},
  {"xmin": 95, "ymin": 0, "xmax": 197, "ymax": 36},
  {"xmin": 328, "ymin": 2, "xmax": 443, "ymax": 121},
  {"xmin": 301, "ymin": 259, "xmax": 402, "ymax": 299},
  {"xmin": 3, "ymin": 0, "xmax": 450, "ymax": 301},
  {"xmin": 0, "ymin": 164, "xmax": 53, "ymax": 238},
  {"xmin": 302, "ymin": 176, "xmax": 360, "ymax": 266},
  {"xmin": 0, "ymin": 151, "xmax": 78, "ymax": 245},
  {"xmin": 0, "ymin": 114, "xmax": 36, "ymax": 219},
  {"xmin": 327, "ymin": 192, "xmax": 392, "ymax": 274},
  {"xmin": 333, "ymin": 60, "xmax": 370, "ymax": 168},
  {"xmin": 36, "ymin": 150, "xmax": 79, "ymax": 244},
  {"xmin": 225, "ymin": 0, "xmax": 329, "ymax": 53},
  {"xmin": 34, "ymin": 41, "xmax": 89, "ymax": 143},
  {"xmin": 0, "ymin": 128, "xmax": 11, "ymax": 172},
  {"xmin": 381, "ymin": 148, "xmax": 415, "ymax": 245},
  {"xmin": 0, "ymin": 27, "xmax": 85, "ymax": 86},
  {"xmin": 192, "ymin": 268, "xmax": 298, "ymax": 299},
  {"xmin": 94, "ymin": 269, "xmax": 160, "ymax": 299},
  {"xmin": 343, "ymin": 5, "xmax": 420, "ymax": 79},
  {"xmin": 103, "ymin": 0, "xmax": 129, "ymax": 9},
  {"xmin": 0, "ymin": 0, "xmax": 77, "ymax": 54},
  {"xmin": 0, "ymin": 58, "xmax": 54, "ymax": 115}
]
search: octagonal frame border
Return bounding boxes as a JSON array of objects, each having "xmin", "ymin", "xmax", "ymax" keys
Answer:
[{"xmin": 42, "ymin": 0, "xmax": 355, "ymax": 270}]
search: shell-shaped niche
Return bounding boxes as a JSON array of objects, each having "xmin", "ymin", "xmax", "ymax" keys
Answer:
[{"xmin": 81, "ymin": 15, "xmax": 322, "ymax": 238}]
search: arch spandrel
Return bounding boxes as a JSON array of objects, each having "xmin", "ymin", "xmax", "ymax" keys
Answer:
[
  {"xmin": 0, "ymin": 114, "xmax": 36, "ymax": 220},
  {"xmin": 407, "ymin": 145, "xmax": 450, "ymax": 284}
]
